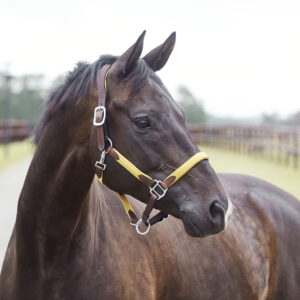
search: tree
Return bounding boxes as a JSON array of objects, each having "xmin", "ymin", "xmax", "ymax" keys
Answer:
[
  {"xmin": 0, "ymin": 73, "xmax": 44, "ymax": 124},
  {"xmin": 176, "ymin": 85, "xmax": 206, "ymax": 124},
  {"xmin": 261, "ymin": 113, "xmax": 280, "ymax": 125}
]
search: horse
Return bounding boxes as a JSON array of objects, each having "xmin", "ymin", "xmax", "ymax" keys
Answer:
[{"xmin": 0, "ymin": 31, "xmax": 300, "ymax": 300}]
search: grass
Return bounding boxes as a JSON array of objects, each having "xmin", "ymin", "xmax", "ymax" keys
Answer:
[
  {"xmin": 201, "ymin": 145, "xmax": 300, "ymax": 200},
  {"xmin": 0, "ymin": 140, "xmax": 34, "ymax": 169}
]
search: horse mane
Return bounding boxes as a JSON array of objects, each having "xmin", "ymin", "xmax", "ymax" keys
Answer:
[{"xmin": 34, "ymin": 55, "xmax": 154, "ymax": 144}]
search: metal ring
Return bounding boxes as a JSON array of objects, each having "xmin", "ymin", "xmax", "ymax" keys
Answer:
[
  {"xmin": 106, "ymin": 138, "xmax": 113, "ymax": 150},
  {"xmin": 135, "ymin": 219, "xmax": 151, "ymax": 235}
]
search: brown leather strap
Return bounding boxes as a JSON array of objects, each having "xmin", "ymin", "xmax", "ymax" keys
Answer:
[
  {"xmin": 142, "ymin": 194, "xmax": 158, "ymax": 225},
  {"xmin": 128, "ymin": 210, "xmax": 139, "ymax": 224},
  {"xmin": 106, "ymin": 146, "xmax": 118, "ymax": 159},
  {"xmin": 95, "ymin": 165, "xmax": 104, "ymax": 178},
  {"xmin": 96, "ymin": 122, "xmax": 105, "ymax": 151},
  {"xmin": 97, "ymin": 64, "xmax": 110, "ymax": 106},
  {"xmin": 138, "ymin": 174, "xmax": 154, "ymax": 186},
  {"xmin": 149, "ymin": 211, "xmax": 168, "ymax": 226},
  {"xmin": 95, "ymin": 64, "xmax": 111, "ymax": 151},
  {"xmin": 162, "ymin": 176, "xmax": 175, "ymax": 188}
]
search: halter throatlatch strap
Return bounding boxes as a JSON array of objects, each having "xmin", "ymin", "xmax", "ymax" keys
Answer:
[{"xmin": 94, "ymin": 65, "xmax": 209, "ymax": 235}]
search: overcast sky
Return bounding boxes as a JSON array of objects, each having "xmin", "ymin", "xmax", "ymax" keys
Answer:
[{"xmin": 1, "ymin": 0, "xmax": 300, "ymax": 118}]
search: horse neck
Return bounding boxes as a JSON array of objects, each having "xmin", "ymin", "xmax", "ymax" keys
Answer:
[{"xmin": 16, "ymin": 100, "xmax": 96, "ymax": 258}]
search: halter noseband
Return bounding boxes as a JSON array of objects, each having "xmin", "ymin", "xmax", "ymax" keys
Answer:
[{"xmin": 93, "ymin": 64, "xmax": 209, "ymax": 235}]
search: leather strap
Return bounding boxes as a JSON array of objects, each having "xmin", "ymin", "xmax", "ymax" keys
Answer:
[
  {"xmin": 142, "ymin": 194, "xmax": 158, "ymax": 224},
  {"xmin": 96, "ymin": 65, "xmax": 110, "ymax": 107},
  {"xmin": 149, "ymin": 211, "xmax": 168, "ymax": 226},
  {"xmin": 95, "ymin": 64, "xmax": 111, "ymax": 151}
]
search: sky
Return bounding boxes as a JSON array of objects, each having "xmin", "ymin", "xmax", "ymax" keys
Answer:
[{"xmin": 1, "ymin": 0, "xmax": 300, "ymax": 118}]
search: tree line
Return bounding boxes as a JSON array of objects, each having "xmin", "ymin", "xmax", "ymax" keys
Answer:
[
  {"xmin": 0, "ymin": 72, "xmax": 299, "ymax": 126},
  {"xmin": 0, "ymin": 74, "xmax": 44, "ymax": 124}
]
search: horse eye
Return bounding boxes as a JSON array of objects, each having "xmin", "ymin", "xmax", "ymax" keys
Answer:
[{"xmin": 135, "ymin": 117, "xmax": 151, "ymax": 129}]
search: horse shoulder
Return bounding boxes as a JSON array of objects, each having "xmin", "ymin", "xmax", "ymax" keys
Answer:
[{"xmin": 219, "ymin": 173, "xmax": 300, "ymax": 300}]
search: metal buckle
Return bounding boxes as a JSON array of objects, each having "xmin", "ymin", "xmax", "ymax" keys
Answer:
[
  {"xmin": 95, "ymin": 150, "xmax": 106, "ymax": 170},
  {"xmin": 149, "ymin": 179, "xmax": 168, "ymax": 200},
  {"xmin": 94, "ymin": 139, "xmax": 112, "ymax": 171},
  {"xmin": 93, "ymin": 106, "xmax": 106, "ymax": 126},
  {"xmin": 135, "ymin": 219, "xmax": 151, "ymax": 235}
]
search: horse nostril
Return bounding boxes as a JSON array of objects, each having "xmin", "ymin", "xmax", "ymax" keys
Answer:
[{"xmin": 209, "ymin": 201, "xmax": 225, "ymax": 226}]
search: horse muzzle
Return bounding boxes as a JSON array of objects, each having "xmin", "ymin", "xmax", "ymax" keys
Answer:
[{"xmin": 180, "ymin": 199, "xmax": 229, "ymax": 238}]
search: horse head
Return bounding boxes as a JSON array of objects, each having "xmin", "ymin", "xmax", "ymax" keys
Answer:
[{"xmin": 90, "ymin": 31, "xmax": 232, "ymax": 237}]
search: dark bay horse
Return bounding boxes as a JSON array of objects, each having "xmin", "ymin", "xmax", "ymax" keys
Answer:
[{"xmin": 1, "ymin": 32, "xmax": 300, "ymax": 300}]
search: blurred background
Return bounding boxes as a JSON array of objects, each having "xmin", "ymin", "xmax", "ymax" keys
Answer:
[{"xmin": 0, "ymin": 0, "xmax": 300, "ymax": 266}]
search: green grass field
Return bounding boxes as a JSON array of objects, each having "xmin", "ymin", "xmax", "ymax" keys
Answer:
[
  {"xmin": 201, "ymin": 145, "xmax": 300, "ymax": 200},
  {"xmin": 0, "ymin": 140, "xmax": 34, "ymax": 169}
]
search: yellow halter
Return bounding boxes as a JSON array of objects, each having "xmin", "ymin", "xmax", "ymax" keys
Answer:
[
  {"xmin": 97, "ymin": 144, "xmax": 208, "ymax": 236},
  {"xmin": 94, "ymin": 65, "xmax": 209, "ymax": 235}
]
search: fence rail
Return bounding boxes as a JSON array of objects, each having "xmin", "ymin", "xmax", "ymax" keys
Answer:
[
  {"xmin": 189, "ymin": 125, "xmax": 300, "ymax": 169},
  {"xmin": 1, "ymin": 121, "xmax": 300, "ymax": 169},
  {"xmin": 0, "ymin": 120, "xmax": 31, "ymax": 143}
]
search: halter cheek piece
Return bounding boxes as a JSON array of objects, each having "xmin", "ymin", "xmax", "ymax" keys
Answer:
[{"xmin": 93, "ymin": 64, "xmax": 209, "ymax": 235}]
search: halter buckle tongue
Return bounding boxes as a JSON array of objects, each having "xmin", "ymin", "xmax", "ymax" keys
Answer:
[{"xmin": 149, "ymin": 179, "xmax": 168, "ymax": 200}]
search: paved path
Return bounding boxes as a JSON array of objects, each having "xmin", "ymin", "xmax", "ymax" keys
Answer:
[{"xmin": 0, "ymin": 157, "xmax": 32, "ymax": 269}]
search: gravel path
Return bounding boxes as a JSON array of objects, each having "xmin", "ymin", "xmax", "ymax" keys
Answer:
[{"xmin": 0, "ymin": 157, "xmax": 32, "ymax": 269}]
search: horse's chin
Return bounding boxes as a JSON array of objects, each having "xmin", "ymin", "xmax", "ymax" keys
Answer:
[{"xmin": 181, "ymin": 216, "xmax": 226, "ymax": 238}]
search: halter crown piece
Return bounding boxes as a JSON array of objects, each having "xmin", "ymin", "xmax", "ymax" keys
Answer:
[{"xmin": 93, "ymin": 64, "xmax": 209, "ymax": 235}]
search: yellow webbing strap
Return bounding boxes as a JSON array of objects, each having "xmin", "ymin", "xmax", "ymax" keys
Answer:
[
  {"xmin": 112, "ymin": 148, "xmax": 153, "ymax": 182},
  {"xmin": 97, "ymin": 175, "xmax": 136, "ymax": 220},
  {"xmin": 117, "ymin": 193, "xmax": 134, "ymax": 218},
  {"xmin": 164, "ymin": 152, "xmax": 208, "ymax": 186},
  {"xmin": 98, "ymin": 174, "xmax": 104, "ymax": 184},
  {"xmin": 104, "ymin": 70, "xmax": 109, "ymax": 90}
]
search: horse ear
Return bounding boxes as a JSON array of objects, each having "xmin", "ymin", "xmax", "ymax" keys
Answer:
[
  {"xmin": 114, "ymin": 31, "xmax": 146, "ymax": 77},
  {"xmin": 143, "ymin": 32, "xmax": 176, "ymax": 71}
]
